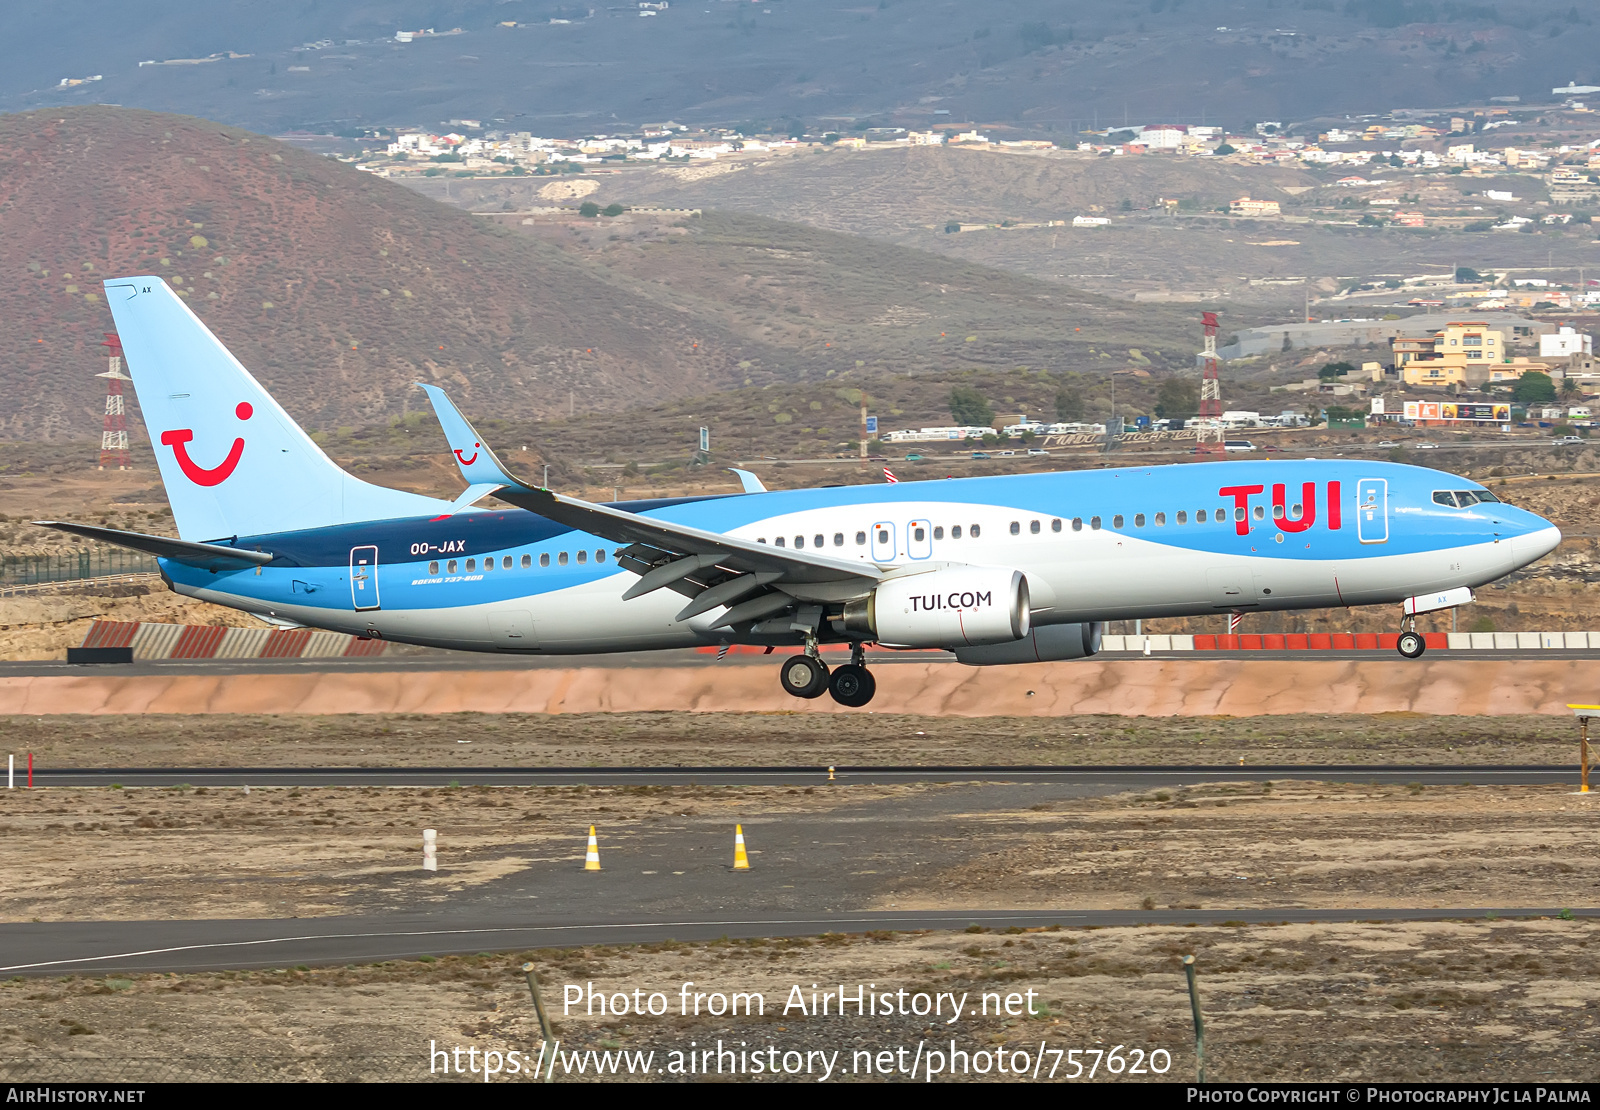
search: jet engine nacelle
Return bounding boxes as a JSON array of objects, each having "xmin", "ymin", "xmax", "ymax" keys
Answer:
[
  {"xmin": 843, "ymin": 566, "xmax": 1030, "ymax": 648},
  {"xmin": 953, "ymin": 621, "xmax": 1104, "ymax": 666}
]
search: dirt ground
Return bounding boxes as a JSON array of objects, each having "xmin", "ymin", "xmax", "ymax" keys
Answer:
[
  {"xmin": 2, "ymin": 781, "xmax": 1595, "ymax": 924},
  {"xmin": 4, "ymin": 711, "xmax": 1583, "ymax": 769},
  {"xmin": 2, "ymin": 918, "xmax": 1596, "ymax": 1083}
]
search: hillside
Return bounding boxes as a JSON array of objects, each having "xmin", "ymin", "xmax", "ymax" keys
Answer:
[
  {"xmin": 0, "ymin": 107, "xmax": 775, "ymax": 439},
  {"xmin": 1, "ymin": 107, "xmax": 1208, "ymax": 441}
]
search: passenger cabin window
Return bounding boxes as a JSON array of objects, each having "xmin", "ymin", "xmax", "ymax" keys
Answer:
[
  {"xmin": 1273, "ymin": 504, "xmax": 1285, "ymax": 519},
  {"xmin": 1072, "ymin": 517, "xmax": 1083, "ymax": 531},
  {"xmin": 951, "ymin": 526, "xmax": 962, "ymax": 539},
  {"xmin": 521, "ymin": 555, "xmax": 531, "ymax": 568},
  {"xmin": 1113, "ymin": 515, "xmax": 1125, "ymax": 529},
  {"xmin": 448, "ymin": 560, "xmax": 458, "ymax": 574},
  {"xmin": 596, "ymin": 549, "xmax": 607, "ymax": 563},
  {"xmin": 855, "ymin": 531, "xmax": 867, "ymax": 545},
  {"xmin": 834, "ymin": 533, "xmax": 844, "ymax": 547},
  {"xmin": 913, "ymin": 526, "xmax": 926, "ymax": 542},
  {"xmin": 1009, "ymin": 521, "xmax": 1020, "ymax": 535},
  {"xmin": 1029, "ymin": 520, "xmax": 1040, "ymax": 534},
  {"xmin": 485, "ymin": 557, "xmax": 495, "ymax": 572},
  {"xmin": 1051, "ymin": 518, "xmax": 1062, "ymax": 533},
  {"xmin": 577, "ymin": 550, "xmax": 587, "ymax": 564},
  {"xmin": 814, "ymin": 534, "xmax": 825, "ymax": 549},
  {"xmin": 1177, "ymin": 511, "xmax": 1188, "ymax": 524},
  {"xmin": 1134, "ymin": 514, "xmax": 1146, "ymax": 527},
  {"xmin": 933, "ymin": 526, "xmax": 945, "ymax": 540},
  {"xmin": 877, "ymin": 528, "xmax": 889, "ymax": 545},
  {"xmin": 1233, "ymin": 507, "xmax": 1246, "ymax": 523},
  {"xmin": 794, "ymin": 536, "xmax": 805, "ymax": 549},
  {"xmin": 558, "ymin": 552, "xmax": 569, "ymax": 565},
  {"xmin": 504, "ymin": 556, "xmax": 513, "ymax": 569},
  {"xmin": 429, "ymin": 561, "xmax": 439, "ymax": 574},
  {"xmin": 970, "ymin": 524, "xmax": 982, "ymax": 538},
  {"xmin": 1090, "ymin": 516, "xmax": 1102, "ymax": 530},
  {"xmin": 1154, "ymin": 512, "xmax": 1166, "ymax": 526},
  {"xmin": 775, "ymin": 537, "xmax": 785, "ymax": 547},
  {"xmin": 466, "ymin": 558, "xmax": 476, "ymax": 572},
  {"xmin": 1253, "ymin": 505, "xmax": 1265, "ymax": 520},
  {"xmin": 540, "ymin": 553, "xmax": 550, "ymax": 567},
  {"xmin": 1196, "ymin": 510, "xmax": 1207, "ymax": 523}
]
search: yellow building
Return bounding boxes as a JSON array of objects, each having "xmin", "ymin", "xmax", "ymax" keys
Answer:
[{"xmin": 1394, "ymin": 321, "xmax": 1509, "ymax": 386}]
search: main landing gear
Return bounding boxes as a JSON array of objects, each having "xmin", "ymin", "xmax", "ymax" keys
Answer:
[{"xmin": 778, "ymin": 643, "xmax": 877, "ymax": 706}]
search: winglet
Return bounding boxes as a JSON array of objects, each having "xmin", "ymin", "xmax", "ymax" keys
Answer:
[
  {"xmin": 416, "ymin": 383, "xmax": 538, "ymax": 492},
  {"xmin": 727, "ymin": 467, "xmax": 768, "ymax": 494}
]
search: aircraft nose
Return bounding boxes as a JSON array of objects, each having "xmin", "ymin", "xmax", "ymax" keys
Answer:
[{"xmin": 1513, "ymin": 521, "xmax": 1562, "ymax": 567}]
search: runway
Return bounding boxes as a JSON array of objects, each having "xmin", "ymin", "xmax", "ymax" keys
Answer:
[
  {"xmin": 24, "ymin": 764, "xmax": 1585, "ymax": 788},
  {"xmin": 3, "ymin": 906, "xmax": 1595, "ymax": 976},
  {"xmin": 1, "ymin": 647, "xmax": 1595, "ymax": 679}
]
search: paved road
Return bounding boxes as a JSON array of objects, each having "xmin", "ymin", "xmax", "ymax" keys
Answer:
[
  {"xmin": 4, "ymin": 906, "xmax": 1595, "ymax": 976},
  {"xmin": 3, "ymin": 648, "xmax": 1594, "ymax": 679},
  {"xmin": 23, "ymin": 764, "xmax": 1584, "ymax": 788}
]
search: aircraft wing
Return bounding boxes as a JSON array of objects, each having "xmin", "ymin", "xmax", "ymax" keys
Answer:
[
  {"xmin": 493, "ymin": 485, "xmax": 884, "ymax": 621},
  {"xmin": 416, "ymin": 384, "xmax": 882, "ymax": 624},
  {"xmin": 33, "ymin": 521, "xmax": 274, "ymax": 570}
]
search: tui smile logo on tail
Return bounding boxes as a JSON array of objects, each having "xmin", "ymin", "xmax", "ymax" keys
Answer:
[
  {"xmin": 454, "ymin": 442, "xmax": 481, "ymax": 466},
  {"xmin": 160, "ymin": 402, "xmax": 252, "ymax": 486}
]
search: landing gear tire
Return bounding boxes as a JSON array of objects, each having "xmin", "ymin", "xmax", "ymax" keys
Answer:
[
  {"xmin": 779, "ymin": 655, "xmax": 830, "ymax": 699},
  {"xmin": 1397, "ymin": 630, "xmax": 1426, "ymax": 659},
  {"xmin": 828, "ymin": 663, "xmax": 876, "ymax": 707}
]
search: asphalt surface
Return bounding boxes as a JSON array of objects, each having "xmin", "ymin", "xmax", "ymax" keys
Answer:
[
  {"xmin": 2, "ymin": 648, "xmax": 1593, "ymax": 679},
  {"xmin": 4, "ymin": 907, "xmax": 1596, "ymax": 976},
  {"xmin": 21, "ymin": 765, "xmax": 1585, "ymax": 788}
]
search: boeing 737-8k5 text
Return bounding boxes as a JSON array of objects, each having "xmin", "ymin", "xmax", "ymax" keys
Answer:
[{"xmin": 37, "ymin": 278, "xmax": 1562, "ymax": 707}]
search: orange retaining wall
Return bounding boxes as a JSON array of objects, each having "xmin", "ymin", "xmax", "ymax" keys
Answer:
[{"xmin": 0, "ymin": 658, "xmax": 1596, "ymax": 716}]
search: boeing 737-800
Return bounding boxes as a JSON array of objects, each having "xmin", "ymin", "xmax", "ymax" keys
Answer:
[{"xmin": 36, "ymin": 278, "xmax": 1562, "ymax": 707}]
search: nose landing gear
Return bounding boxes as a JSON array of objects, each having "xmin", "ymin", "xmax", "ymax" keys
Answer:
[{"xmin": 1396, "ymin": 616, "xmax": 1426, "ymax": 659}]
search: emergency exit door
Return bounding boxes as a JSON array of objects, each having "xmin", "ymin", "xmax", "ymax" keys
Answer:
[
  {"xmin": 350, "ymin": 545, "xmax": 381, "ymax": 610},
  {"xmin": 1356, "ymin": 479, "xmax": 1388, "ymax": 544}
]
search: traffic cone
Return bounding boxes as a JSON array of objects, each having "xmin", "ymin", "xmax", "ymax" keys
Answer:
[
  {"xmin": 732, "ymin": 824, "xmax": 750, "ymax": 871},
  {"xmin": 584, "ymin": 825, "xmax": 601, "ymax": 871}
]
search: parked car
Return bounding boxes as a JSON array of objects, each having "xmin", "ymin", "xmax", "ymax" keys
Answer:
[
  {"xmin": 1415, "ymin": 442, "xmax": 1438, "ymax": 450},
  {"xmin": 904, "ymin": 453, "xmax": 925, "ymax": 461},
  {"xmin": 971, "ymin": 451, "xmax": 991, "ymax": 460},
  {"xmin": 1556, "ymin": 435, "xmax": 1584, "ymax": 445},
  {"xmin": 1027, "ymin": 448, "xmax": 1050, "ymax": 456},
  {"xmin": 1377, "ymin": 441, "xmax": 1399, "ymax": 448}
]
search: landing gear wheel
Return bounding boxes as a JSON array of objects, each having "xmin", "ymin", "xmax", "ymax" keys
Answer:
[
  {"xmin": 828, "ymin": 663, "xmax": 877, "ymax": 707},
  {"xmin": 779, "ymin": 655, "xmax": 830, "ymax": 699},
  {"xmin": 1397, "ymin": 630, "xmax": 1426, "ymax": 659}
]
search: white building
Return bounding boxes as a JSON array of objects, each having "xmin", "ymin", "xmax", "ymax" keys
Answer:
[
  {"xmin": 1072, "ymin": 215, "xmax": 1111, "ymax": 227},
  {"xmin": 1542, "ymin": 326, "xmax": 1594, "ymax": 358}
]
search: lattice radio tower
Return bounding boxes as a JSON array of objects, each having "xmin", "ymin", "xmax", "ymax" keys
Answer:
[
  {"xmin": 97, "ymin": 332, "xmax": 131, "ymax": 470},
  {"xmin": 1195, "ymin": 310, "xmax": 1224, "ymax": 456}
]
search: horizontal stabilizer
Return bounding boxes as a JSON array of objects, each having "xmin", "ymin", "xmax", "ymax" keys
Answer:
[{"xmin": 33, "ymin": 521, "xmax": 274, "ymax": 570}]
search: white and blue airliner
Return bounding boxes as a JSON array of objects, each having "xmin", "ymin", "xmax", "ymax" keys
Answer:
[{"xmin": 38, "ymin": 278, "xmax": 1561, "ymax": 707}]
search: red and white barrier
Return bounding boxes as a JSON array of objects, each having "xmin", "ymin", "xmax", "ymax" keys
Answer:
[{"xmin": 78, "ymin": 620, "xmax": 387, "ymax": 660}]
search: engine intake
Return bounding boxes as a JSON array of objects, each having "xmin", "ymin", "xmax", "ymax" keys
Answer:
[{"xmin": 842, "ymin": 567, "xmax": 1030, "ymax": 648}]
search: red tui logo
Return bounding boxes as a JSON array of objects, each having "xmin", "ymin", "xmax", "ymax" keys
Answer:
[
  {"xmin": 453, "ymin": 442, "xmax": 481, "ymax": 466},
  {"xmin": 161, "ymin": 402, "xmax": 252, "ymax": 486}
]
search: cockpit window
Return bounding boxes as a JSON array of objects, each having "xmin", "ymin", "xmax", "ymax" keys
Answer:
[{"xmin": 1433, "ymin": 490, "xmax": 1498, "ymax": 508}]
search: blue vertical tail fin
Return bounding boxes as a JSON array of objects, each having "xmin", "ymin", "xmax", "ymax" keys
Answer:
[{"xmin": 105, "ymin": 277, "xmax": 454, "ymax": 541}]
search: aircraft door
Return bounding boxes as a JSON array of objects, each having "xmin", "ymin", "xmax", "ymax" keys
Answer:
[
  {"xmin": 907, "ymin": 519, "xmax": 932, "ymax": 560},
  {"xmin": 1356, "ymin": 479, "xmax": 1389, "ymax": 544},
  {"xmin": 350, "ymin": 545, "xmax": 380, "ymax": 610},
  {"xmin": 871, "ymin": 521, "xmax": 897, "ymax": 561}
]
